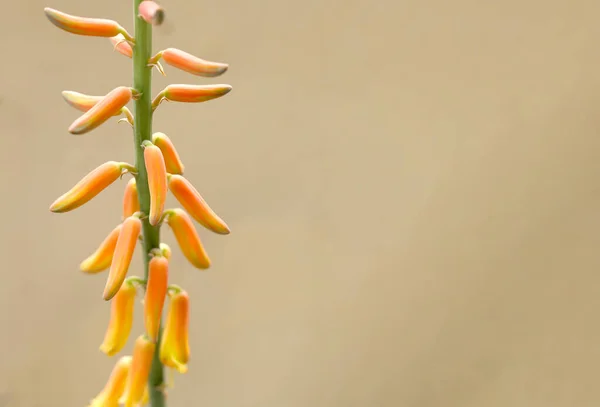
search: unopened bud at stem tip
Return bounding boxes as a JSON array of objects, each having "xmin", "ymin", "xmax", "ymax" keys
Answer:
[{"xmin": 139, "ymin": 1, "xmax": 165, "ymax": 26}]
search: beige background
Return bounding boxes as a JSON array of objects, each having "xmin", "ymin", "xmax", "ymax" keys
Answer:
[{"xmin": 2, "ymin": 0, "xmax": 600, "ymax": 406}]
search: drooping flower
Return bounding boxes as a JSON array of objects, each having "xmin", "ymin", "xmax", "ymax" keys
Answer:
[
  {"xmin": 168, "ymin": 174, "xmax": 230, "ymax": 235},
  {"xmin": 160, "ymin": 290, "xmax": 190, "ymax": 373},
  {"xmin": 80, "ymin": 224, "xmax": 123, "ymax": 274},
  {"xmin": 152, "ymin": 84, "xmax": 231, "ymax": 109},
  {"xmin": 100, "ymin": 278, "xmax": 137, "ymax": 356},
  {"xmin": 68, "ymin": 86, "xmax": 135, "ymax": 135},
  {"xmin": 50, "ymin": 161, "xmax": 131, "ymax": 213},
  {"xmin": 166, "ymin": 208, "xmax": 211, "ymax": 269},
  {"xmin": 138, "ymin": 1, "xmax": 165, "ymax": 25},
  {"xmin": 122, "ymin": 178, "xmax": 140, "ymax": 219},
  {"xmin": 144, "ymin": 255, "xmax": 169, "ymax": 341},
  {"xmin": 143, "ymin": 141, "xmax": 167, "ymax": 226},
  {"xmin": 44, "ymin": 7, "xmax": 134, "ymax": 42},
  {"xmin": 122, "ymin": 335, "xmax": 156, "ymax": 407},
  {"xmin": 103, "ymin": 215, "xmax": 142, "ymax": 301},
  {"xmin": 151, "ymin": 132, "xmax": 184, "ymax": 175},
  {"xmin": 88, "ymin": 355, "xmax": 132, "ymax": 407},
  {"xmin": 161, "ymin": 48, "xmax": 228, "ymax": 77}
]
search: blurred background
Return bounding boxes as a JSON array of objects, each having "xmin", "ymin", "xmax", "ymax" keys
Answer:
[{"xmin": 2, "ymin": 0, "xmax": 600, "ymax": 406}]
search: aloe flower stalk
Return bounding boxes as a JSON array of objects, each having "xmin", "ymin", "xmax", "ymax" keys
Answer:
[{"xmin": 44, "ymin": 1, "xmax": 233, "ymax": 406}]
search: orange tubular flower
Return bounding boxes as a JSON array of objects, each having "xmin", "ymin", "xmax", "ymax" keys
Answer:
[
  {"xmin": 99, "ymin": 279, "xmax": 137, "ymax": 356},
  {"xmin": 161, "ymin": 48, "xmax": 228, "ymax": 77},
  {"xmin": 123, "ymin": 335, "xmax": 155, "ymax": 407},
  {"xmin": 44, "ymin": 8, "xmax": 134, "ymax": 42},
  {"xmin": 160, "ymin": 290, "xmax": 190, "ymax": 373},
  {"xmin": 168, "ymin": 174, "xmax": 230, "ymax": 235},
  {"xmin": 166, "ymin": 208, "xmax": 211, "ymax": 269},
  {"xmin": 50, "ymin": 161, "xmax": 130, "ymax": 213},
  {"xmin": 122, "ymin": 178, "xmax": 140, "ymax": 220},
  {"xmin": 109, "ymin": 34, "xmax": 133, "ymax": 58},
  {"xmin": 103, "ymin": 215, "xmax": 142, "ymax": 301},
  {"xmin": 138, "ymin": 1, "xmax": 165, "ymax": 26},
  {"xmin": 88, "ymin": 355, "xmax": 132, "ymax": 407},
  {"xmin": 61, "ymin": 91, "xmax": 133, "ymax": 126},
  {"xmin": 68, "ymin": 86, "xmax": 135, "ymax": 135},
  {"xmin": 151, "ymin": 132, "xmax": 184, "ymax": 175},
  {"xmin": 153, "ymin": 84, "xmax": 231, "ymax": 109},
  {"xmin": 144, "ymin": 255, "xmax": 169, "ymax": 341},
  {"xmin": 143, "ymin": 141, "xmax": 167, "ymax": 226},
  {"xmin": 80, "ymin": 224, "xmax": 123, "ymax": 274}
]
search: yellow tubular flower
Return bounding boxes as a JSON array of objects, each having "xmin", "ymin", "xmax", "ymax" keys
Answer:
[
  {"xmin": 160, "ymin": 290, "xmax": 190, "ymax": 373},
  {"xmin": 122, "ymin": 335, "xmax": 156, "ymax": 407},
  {"xmin": 80, "ymin": 224, "xmax": 123, "ymax": 274},
  {"xmin": 88, "ymin": 355, "xmax": 132, "ymax": 407},
  {"xmin": 99, "ymin": 279, "xmax": 137, "ymax": 356}
]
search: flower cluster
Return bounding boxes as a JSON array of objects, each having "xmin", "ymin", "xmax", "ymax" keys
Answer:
[{"xmin": 44, "ymin": 2, "xmax": 231, "ymax": 406}]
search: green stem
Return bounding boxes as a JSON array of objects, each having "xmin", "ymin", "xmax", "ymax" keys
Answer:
[{"xmin": 132, "ymin": 1, "xmax": 165, "ymax": 406}]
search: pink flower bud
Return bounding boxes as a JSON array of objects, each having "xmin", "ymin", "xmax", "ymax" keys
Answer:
[{"xmin": 138, "ymin": 1, "xmax": 165, "ymax": 26}]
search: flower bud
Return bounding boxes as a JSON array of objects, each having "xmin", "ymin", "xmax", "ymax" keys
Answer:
[
  {"xmin": 80, "ymin": 224, "xmax": 123, "ymax": 274},
  {"xmin": 166, "ymin": 209, "xmax": 211, "ymax": 269},
  {"xmin": 144, "ymin": 255, "xmax": 168, "ymax": 341},
  {"xmin": 109, "ymin": 34, "xmax": 133, "ymax": 58},
  {"xmin": 88, "ymin": 355, "xmax": 132, "ymax": 407},
  {"xmin": 151, "ymin": 132, "xmax": 184, "ymax": 175},
  {"xmin": 68, "ymin": 86, "xmax": 134, "ymax": 135},
  {"xmin": 122, "ymin": 178, "xmax": 140, "ymax": 220},
  {"xmin": 160, "ymin": 290, "xmax": 190, "ymax": 373},
  {"xmin": 162, "ymin": 48, "xmax": 228, "ymax": 77},
  {"xmin": 44, "ymin": 8, "xmax": 133, "ymax": 41},
  {"xmin": 138, "ymin": 1, "xmax": 165, "ymax": 26},
  {"xmin": 103, "ymin": 215, "xmax": 142, "ymax": 301},
  {"xmin": 50, "ymin": 161, "xmax": 127, "ymax": 213},
  {"xmin": 153, "ymin": 84, "xmax": 231, "ymax": 108},
  {"xmin": 143, "ymin": 142, "xmax": 167, "ymax": 226},
  {"xmin": 123, "ymin": 335, "xmax": 155, "ymax": 407},
  {"xmin": 168, "ymin": 174, "xmax": 230, "ymax": 235},
  {"xmin": 159, "ymin": 243, "xmax": 172, "ymax": 259},
  {"xmin": 100, "ymin": 279, "xmax": 137, "ymax": 356}
]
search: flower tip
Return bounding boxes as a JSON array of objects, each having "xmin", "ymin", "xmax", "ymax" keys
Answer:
[
  {"xmin": 49, "ymin": 200, "xmax": 61, "ymax": 213},
  {"xmin": 99, "ymin": 342, "xmax": 117, "ymax": 356},
  {"xmin": 222, "ymin": 85, "xmax": 233, "ymax": 95},
  {"xmin": 68, "ymin": 122, "xmax": 84, "ymax": 135},
  {"xmin": 43, "ymin": 7, "xmax": 57, "ymax": 20},
  {"xmin": 102, "ymin": 289, "xmax": 115, "ymax": 301}
]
